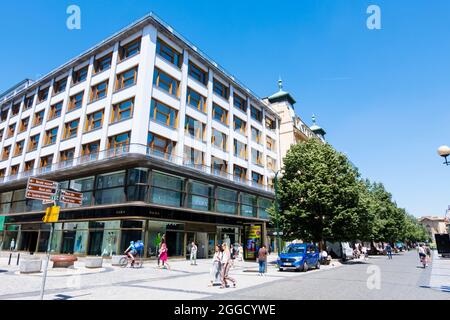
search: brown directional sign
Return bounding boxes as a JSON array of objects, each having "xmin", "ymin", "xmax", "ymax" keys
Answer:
[
  {"xmin": 60, "ymin": 189, "xmax": 83, "ymax": 205},
  {"xmin": 26, "ymin": 177, "xmax": 59, "ymax": 201}
]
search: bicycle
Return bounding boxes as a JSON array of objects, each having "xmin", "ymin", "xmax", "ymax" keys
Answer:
[{"xmin": 119, "ymin": 252, "xmax": 143, "ymax": 268}]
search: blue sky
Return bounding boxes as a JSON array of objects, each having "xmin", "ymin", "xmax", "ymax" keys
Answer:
[{"xmin": 1, "ymin": 0, "xmax": 449, "ymax": 217}]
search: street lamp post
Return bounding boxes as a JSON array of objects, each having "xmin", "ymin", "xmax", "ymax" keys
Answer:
[
  {"xmin": 274, "ymin": 170, "xmax": 282, "ymax": 254},
  {"xmin": 438, "ymin": 145, "xmax": 450, "ymax": 165}
]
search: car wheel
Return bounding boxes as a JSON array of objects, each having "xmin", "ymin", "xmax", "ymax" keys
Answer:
[
  {"xmin": 279, "ymin": 268, "xmax": 284, "ymax": 272},
  {"xmin": 302, "ymin": 262, "xmax": 308, "ymax": 272},
  {"xmin": 316, "ymin": 260, "xmax": 320, "ymax": 269}
]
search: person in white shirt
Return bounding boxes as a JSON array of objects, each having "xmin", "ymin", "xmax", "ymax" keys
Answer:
[
  {"xmin": 190, "ymin": 242, "xmax": 198, "ymax": 266},
  {"xmin": 209, "ymin": 245, "xmax": 222, "ymax": 286},
  {"xmin": 220, "ymin": 243, "xmax": 236, "ymax": 289}
]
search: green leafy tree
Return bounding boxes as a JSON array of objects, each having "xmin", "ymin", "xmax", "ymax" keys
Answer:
[{"xmin": 275, "ymin": 139, "xmax": 361, "ymax": 243}]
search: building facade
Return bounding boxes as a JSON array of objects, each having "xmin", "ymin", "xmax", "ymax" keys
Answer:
[
  {"xmin": 0, "ymin": 13, "xmax": 285, "ymax": 260},
  {"xmin": 418, "ymin": 216, "xmax": 448, "ymax": 242}
]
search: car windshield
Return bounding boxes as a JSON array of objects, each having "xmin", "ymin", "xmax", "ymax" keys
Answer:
[{"xmin": 283, "ymin": 246, "xmax": 305, "ymax": 254}]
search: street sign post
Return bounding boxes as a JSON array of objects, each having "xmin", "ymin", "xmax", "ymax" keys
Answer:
[
  {"xmin": 60, "ymin": 190, "xmax": 83, "ymax": 205},
  {"xmin": 26, "ymin": 178, "xmax": 58, "ymax": 202}
]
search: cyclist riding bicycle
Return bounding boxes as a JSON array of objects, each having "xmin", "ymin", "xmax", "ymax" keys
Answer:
[{"xmin": 125, "ymin": 241, "xmax": 137, "ymax": 266}]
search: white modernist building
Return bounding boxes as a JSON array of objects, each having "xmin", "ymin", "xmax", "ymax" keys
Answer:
[{"xmin": 0, "ymin": 13, "xmax": 319, "ymax": 258}]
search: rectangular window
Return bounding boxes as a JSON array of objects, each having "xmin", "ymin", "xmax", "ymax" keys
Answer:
[
  {"xmin": 119, "ymin": 38, "xmax": 141, "ymax": 61},
  {"xmin": 252, "ymin": 149, "xmax": 264, "ymax": 166},
  {"xmin": 82, "ymin": 140, "xmax": 100, "ymax": 157},
  {"xmin": 1, "ymin": 109, "xmax": 8, "ymax": 122},
  {"xmin": 188, "ymin": 61, "xmax": 208, "ymax": 85},
  {"xmin": 116, "ymin": 67, "xmax": 138, "ymax": 91},
  {"xmin": 53, "ymin": 77, "xmax": 67, "ymax": 95},
  {"xmin": 24, "ymin": 160, "xmax": 35, "ymax": 172},
  {"xmin": 24, "ymin": 96, "xmax": 34, "ymax": 110},
  {"xmin": 147, "ymin": 132, "xmax": 175, "ymax": 159},
  {"xmin": 233, "ymin": 165, "xmax": 247, "ymax": 182},
  {"xmin": 19, "ymin": 117, "xmax": 29, "ymax": 133},
  {"xmin": 183, "ymin": 146, "xmax": 204, "ymax": 169},
  {"xmin": 233, "ymin": 94, "xmax": 247, "ymax": 113},
  {"xmin": 241, "ymin": 193, "xmax": 257, "ymax": 218},
  {"xmin": 156, "ymin": 38, "xmax": 182, "ymax": 68},
  {"xmin": 108, "ymin": 132, "xmax": 130, "ymax": 150},
  {"xmin": 48, "ymin": 102, "xmax": 63, "ymax": 120},
  {"xmin": 12, "ymin": 103, "xmax": 20, "ymax": 116},
  {"xmin": 150, "ymin": 99, "xmax": 178, "ymax": 128},
  {"xmin": 233, "ymin": 116, "xmax": 247, "ymax": 135},
  {"xmin": 10, "ymin": 165, "xmax": 19, "ymax": 176},
  {"xmin": 0, "ymin": 169, "xmax": 5, "ymax": 177},
  {"xmin": 213, "ymin": 79, "xmax": 229, "ymax": 99},
  {"xmin": 234, "ymin": 139, "xmax": 247, "ymax": 160},
  {"xmin": 186, "ymin": 88, "xmax": 206, "ymax": 113},
  {"xmin": 95, "ymin": 171, "xmax": 126, "ymax": 205},
  {"xmin": 187, "ymin": 180, "xmax": 213, "ymax": 211},
  {"xmin": 212, "ymin": 156, "xmax": 228, "ymax": 177},
  {"xmin": 0, "ymin": 129, "xmax": 3, "ymax": 141},
  {"xmin": 258, "ymin": 198, "xmax": 272, "ymax": 219},
  {"xmin": 251, "ymin": 126, "xmax": 262, "ymax": 144},
  {"xmin": 90, "ymin": 80, "xmax": 109, "ymax": 102},
  {"xmin": 63, "ymin": 119, "xmax": 79, "ymax": 139},
  {"xmin": 7, "ymin": 124, "xmax": 15, "ymax": 138},
  {"xmin": 185, "ymin": 115, "xmax": 205, "ymax": 141},
  {"xmin": 251, "ymin": 106, "xmax": 262, "ymax": 122},
  {"xmin": 14, "ymin": 140, "xmax": 24, "ymax": 157},
  {"xmin": 267, "ymin": 156, "xmax": 277, "ymax": 171},
  {"xmin": 153, "ymin": 68, "xmax": 179, "ymax": 97},
  {"xmin": 44, "ymin": 127, "xmax": 58, "ymax": 146},
  {"xmin": 111, "ymin": 98, "xmax": 134, "ymax": 123},
  {"xmin": 60, "ymin": 148, "xmax": 75, "ymax": 162},
  {"xmin": 37, "ymin": 87, "xmax": 49, "ymax": 103},
  {"xmin": 264, "ymin": 137, "xmax": 273, "ymax": 153},
  {"xmin": 212, "ymin": 129, "xmax": 227, "ymax": 151},
  {"xmin": 85, "ymin": 110, "xmax": 104, "ymax": 132},
  {"xmin": 28, "ymin": 134, "xmax": 40, "ymax": 152},
  {"xmin": 68, "ymin": 91, "xmax": 84, "ymax": 111},
  {"xmin": 251, "ymin": 172, "xmax": 264, "ymax": 185},
  {"xmin": 94, "ymin": 53, "xmax": 112, "ymax": 74},
  {"xmin": 33, "ymin": 110, "xmax": 45, "ymax": 126},
  {"xmin": 266, "ymin": 117, "xmax": 276, "ymax": 131},
  {"xmin": 151, "ymin": 171, "xmax": 184, "ymax": 207},
  {"xmin": 1, "ymin": 146, "xmax": 10, "ymax": 161},
  {"xmin": 216, "ymin": 187, "xmax": 237, "ymax": 215},
  {"xmin": 40, "ymin": 154, "xmax": 54, "ymax": 168},
  {"xmin": 72, "ymin": 66, "xmax": 88, "ymax": 85},
  {"xmin": 212, "ymin": 103, "xmax": 228, "ymax": 125}
]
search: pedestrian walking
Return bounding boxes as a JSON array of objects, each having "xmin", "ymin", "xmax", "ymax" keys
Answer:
[
  {"xmin": 220, "ymin": 243, "xmax": 236, "ymax": 289},
  {"xmin": 361, "ymin": 246, "xmax": 368, "ymax": 260},
  {"xmin": 230, "ymin": 244, "xmax": 236, "ymax": 267},
  {"xmin": 159, "ymin": 238, "xmax": 170, "ymax": 270},
  {"xmin": 257, "ymin": 245, "xmax": 268, "ymax": 276},
  {"xmin": 418, "ymin": 244, "xmax": 427, "ymax": 267},
  {"xmin": 385, "ymin": 244, "xmax": 393, "ymax": 259},
  {"xmin": 425, "ymin": 245, "xmax": 431, "ymax": 266},
  {"xmin": 209, "ymin": 245, "xmax": 222, "ymax": 287},
  {"xmin": 190, "ymin": 241, "xmax": 198, "ymax": 265},
  {"xmin": 238, "ymin": 243, "xmax": 244, "ymax": 262},
  {"xmin": 9, "ymin": 238, "xmax": 15, "ymax": 252}
]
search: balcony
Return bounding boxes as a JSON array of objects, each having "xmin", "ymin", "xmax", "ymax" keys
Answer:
[{"xmin": 0, "ymin": 143, "xmax": 274, "ymax": 194}]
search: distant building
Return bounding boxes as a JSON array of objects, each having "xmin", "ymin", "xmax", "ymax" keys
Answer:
[{"xmin": 418, "ymin": 216, "xmax": 448, "ymax": 241}]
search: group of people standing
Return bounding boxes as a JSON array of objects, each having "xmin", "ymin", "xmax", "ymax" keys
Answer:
[{"xmin": 209, "ymin": 243, "xmax": 244, "ymax": 289}]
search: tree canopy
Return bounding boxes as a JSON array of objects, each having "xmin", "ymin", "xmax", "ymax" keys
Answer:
[{"xmin": 273, "ymin": 139, "xmax": 430, "ymax": 244}]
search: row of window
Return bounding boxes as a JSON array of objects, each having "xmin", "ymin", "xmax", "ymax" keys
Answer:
[{"xmin": 0, "ymin": 168, "xmax": 273, "ymax": 219}]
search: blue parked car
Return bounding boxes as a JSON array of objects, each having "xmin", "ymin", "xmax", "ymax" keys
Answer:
[{"xmin": 277, "ymin": 243, "xmax": 321, "ymax": 272}]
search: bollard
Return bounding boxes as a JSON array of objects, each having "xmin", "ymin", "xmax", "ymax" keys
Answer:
[
  {"xmin": 8, "ymin": 253, "xmax": 12, "ymax": 266},
  {"xmin": 16, "ymin": 253, "xmax": 20, "ymax": 266}
]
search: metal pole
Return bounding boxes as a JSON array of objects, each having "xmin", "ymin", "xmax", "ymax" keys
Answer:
[
  {"xmin": 39, "ymin": 221, "xmax": 54, "ymax": 300},
  {"xmin": 274, "ymin": 171, "xmax": 281, "ymax": 254}
]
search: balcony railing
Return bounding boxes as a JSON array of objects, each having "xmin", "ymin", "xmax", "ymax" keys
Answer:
[{"xmin": 0, "ymin": 144, "xmax": 274, "ymax": 193}]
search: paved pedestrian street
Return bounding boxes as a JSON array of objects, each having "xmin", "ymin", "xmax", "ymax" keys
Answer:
[{"xmin": 0, "ymin": 251, "xmax": 449, "ymax": 300}]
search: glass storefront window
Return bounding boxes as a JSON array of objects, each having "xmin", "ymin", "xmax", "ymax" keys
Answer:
[
  {"xmin": 95, "ymin": 188, "xmax": 126, "ymax": 205},
  {"xmin": 70, "ymin": 176, "xmax": 95, "ymax": 207},
  {"xmin": 187, "ymin": 181, "xmax": 213, "ymax": 211},
  {"xmin": 127, "ymin": 168, "xmax": 149, "ymax": 202},
  {"xmin": 0, "ymin": 192, "xmax": 12, "ymax": 204},
  {"xmin": 50, "ymin": 223, "xmax": 63, "ymax": 253},
  {"xmin": 96, "ymin": 171, "xmax": 125, "ymax": 189},
  {"xmin": 151, "ymin": 172, "xmax": 184, "ymax": 207},
  {"xmin": 216, "ymin": 187, "xmax": 237, "ymax": 215},
  {"xmin": 258, "ymin": 198, "xmax": 273, "ymax": 220},
  {"xmin": 241, "ymin": 193, "xmax": 257, "ymax": 217}
]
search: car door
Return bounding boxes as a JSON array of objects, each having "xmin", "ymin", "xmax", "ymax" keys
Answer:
[{"xmin": 306, "ymin": 245, "xmax": 313, "ymax": 265}]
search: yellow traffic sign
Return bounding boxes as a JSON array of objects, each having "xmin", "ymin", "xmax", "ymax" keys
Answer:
[{"xmin": 42, "ymin": 206, "xmax": 60, "ymax": 223}]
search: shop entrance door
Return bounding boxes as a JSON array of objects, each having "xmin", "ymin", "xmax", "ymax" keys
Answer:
[
  {"xmin": 19, "ymin": 232, "xmax": 38, "ymax": 253},
  {"xmin": 196, "ymin": 232, "xmax": 208, "ymax": 259},
  {"xmin": 62, "ymin": 231, "xmax": 76, "ymax": 254},
  {"xmin": 88, "ymin": 231, "xmax": 103, "ymax": 256}
]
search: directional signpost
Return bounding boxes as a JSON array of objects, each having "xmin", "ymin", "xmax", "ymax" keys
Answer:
[{"xmin": 25, "ymin": 177, "xmax": 83, "ymax": 300}]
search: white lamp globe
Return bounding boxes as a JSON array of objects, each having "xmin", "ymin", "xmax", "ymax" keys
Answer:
[{"xmin": 438, "ymin": 145, "xmax": 450, "ymax": 157}]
